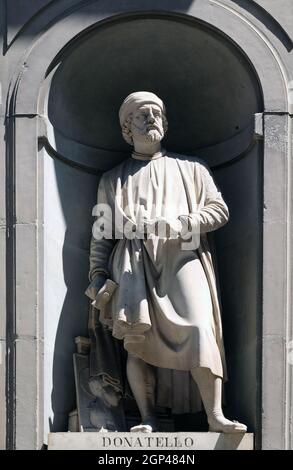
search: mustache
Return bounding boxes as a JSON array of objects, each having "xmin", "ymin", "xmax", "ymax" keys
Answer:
[
  {"xmin": 146, "ymin": 124, "xmax": 163, "ymax": 133},
  {"xmin": 132, "ymin": 121, "xmax": 164, "ymax": 136}
]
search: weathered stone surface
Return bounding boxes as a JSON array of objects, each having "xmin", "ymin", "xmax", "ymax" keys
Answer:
[
  {"xmin": 0, "ymin": 122, "xmax": 5, "ymax": 224},
  {"xmin": 0, "ymin": 228, "xmax": 6, "ymax": 450},
  {"xmin": 0, "ymin": 228, "xmax": 5, "ymax": 340},
  {"xmin": 15, "ymin": 223, "xmax": 37, "ymax": 338},
  {"xmin": 261, "ymin": 113, "xmax": 291, "ymax": 450},
  {"xmin": 48, "ymin": 431, "xmax": 254, "ymax": 450},
  {"xmin": 0, "ymin": 339, "xmax": 6, "ymax": 450},
  {"xmin": 15, "ymin": 118, "xmax": 38, "ymax": 224},
  {"xmin": 262, "ymin": 335, "xmax": 287, "ymax": 450},
  {"xmin": 15, "ymin": 338, "xmax": 37, "ymax": 450}
]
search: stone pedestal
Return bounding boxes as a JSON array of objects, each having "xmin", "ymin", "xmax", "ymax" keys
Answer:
[
  {"xmin": 2, "ymin": 0, "xmax": 293, "ymax": 451},
  {"xmin": 48, "ymin": 432, "xmax": 254, "ymax": 450}
]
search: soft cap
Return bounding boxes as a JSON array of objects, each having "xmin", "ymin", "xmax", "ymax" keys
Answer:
[{"xmin": 119, "ymin": 91, "xmax": 165, "ymax": 127}]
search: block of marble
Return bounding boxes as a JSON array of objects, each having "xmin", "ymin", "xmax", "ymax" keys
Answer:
[
  {"xmin": 75, "ymin": 336, "xmax": 91, "ymax": 355},
  {"xmin": 73, "ymin": 353, "xmax": 126, "ymax": 432},
  {"xmin": 48, "ymin": 432, "xmax": 254, "ymax": 450}
]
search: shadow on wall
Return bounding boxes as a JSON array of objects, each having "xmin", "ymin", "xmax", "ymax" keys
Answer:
[{"xmin": 48, "ymin": 161, "xmax": 99, "ymax": 431}]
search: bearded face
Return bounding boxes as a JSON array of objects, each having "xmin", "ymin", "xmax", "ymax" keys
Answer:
[{"xmin": 130, "ymin": 104, "xmax": 165, "ymax": 144}]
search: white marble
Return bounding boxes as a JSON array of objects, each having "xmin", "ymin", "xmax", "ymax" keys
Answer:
[
  {"xmin": 86, "ymin": 91, "xmax": 246, "ymax": 434},
  {"xmin": 48, "ymin": 432, "xmax": 253, "ymax": 450}
]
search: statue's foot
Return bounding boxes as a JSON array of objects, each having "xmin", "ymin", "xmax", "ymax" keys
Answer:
[
  {"xmin": 208, "ymin": 414, "xmax": 247, "ymax": 433},
  {"xmin": 130, "ymin": 424, "xmax": 153, "ymax": 433},
  {"xmin": 130, "ymin": 417, "xmax": 158, "ymax": 433}
]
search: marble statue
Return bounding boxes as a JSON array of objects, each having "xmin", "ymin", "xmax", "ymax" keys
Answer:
[{"xmin": 85, "ymin": 91, "xmax": 247, "ymax": 433}]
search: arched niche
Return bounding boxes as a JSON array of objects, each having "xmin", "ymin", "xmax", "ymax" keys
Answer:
[
  {"xmin": 5, "ymin": 0, "xmax": 290, "ymax": 450},
  {"xmin": 42, "ymin": 12, "xmax": 263, "ymax": 438}
]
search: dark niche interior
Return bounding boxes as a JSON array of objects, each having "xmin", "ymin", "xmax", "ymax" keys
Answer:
[{"xmin": 44, "ymin": 13, "xmax": 263, "ymax": 435}]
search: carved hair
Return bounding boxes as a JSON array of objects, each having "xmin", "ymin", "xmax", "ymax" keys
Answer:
[{"xmin": 121, "ymin": 112, "xmax": 168, "ymax": 145}]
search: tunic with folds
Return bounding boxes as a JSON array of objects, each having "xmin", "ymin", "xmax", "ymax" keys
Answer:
[{"xmin": 88, "ymin": 150, "xmax": 229, "ymax": 412}]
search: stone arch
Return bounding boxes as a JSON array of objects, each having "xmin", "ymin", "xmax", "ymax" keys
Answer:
[{"xmin": 5, "ymin": 0, "xmax": 291, "ymax": 449}]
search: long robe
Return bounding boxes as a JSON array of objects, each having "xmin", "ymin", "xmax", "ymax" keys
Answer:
[{"xmin": 87, "ymin": 150, "xmax": 229, "ymax": 413}]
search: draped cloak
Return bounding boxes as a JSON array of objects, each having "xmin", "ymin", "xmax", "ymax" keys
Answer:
[{"xmin": 87, "ymin": 150, "xmax": 229, "ymax": 413}]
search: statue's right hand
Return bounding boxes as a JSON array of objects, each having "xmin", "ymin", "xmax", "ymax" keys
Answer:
[{"xmin": 85, "ymin": 274, "xmax": 107, "ymax": 301}]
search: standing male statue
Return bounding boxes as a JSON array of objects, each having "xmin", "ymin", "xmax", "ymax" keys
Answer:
[{"xmin": 86, "ymin": 91, "xmax": 247, "ymax": 433}]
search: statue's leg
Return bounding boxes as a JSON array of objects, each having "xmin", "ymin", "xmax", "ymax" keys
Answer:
[
  {"xmin": 191, "ymin": 367, "xmax": 247, "ymax": 433},
  {"xmin": 126, "ymin": 353, "xmax": 158, "ymax": 432}
]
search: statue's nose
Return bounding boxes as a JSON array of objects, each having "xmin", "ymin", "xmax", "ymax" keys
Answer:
[{"xmin": 148, "ymin": 114, "xmax": 155, "ymax": 124}]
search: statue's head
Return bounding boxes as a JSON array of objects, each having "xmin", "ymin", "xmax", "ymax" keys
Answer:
[{"xmin": 119, "ymin": 91, "xmax": 168, "ymax": 146}]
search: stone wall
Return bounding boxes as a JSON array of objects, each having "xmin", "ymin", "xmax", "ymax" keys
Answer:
[{"xmin": 0, "ymin": 0, "xmax": 292, "ymax": 450}]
